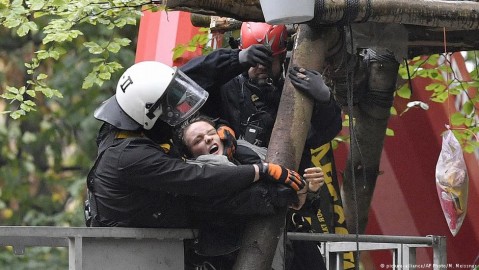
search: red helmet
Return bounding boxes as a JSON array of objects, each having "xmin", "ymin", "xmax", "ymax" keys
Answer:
[{"xmin": 240, "ymin": 22, "xmax": 287, "ymax": 56}]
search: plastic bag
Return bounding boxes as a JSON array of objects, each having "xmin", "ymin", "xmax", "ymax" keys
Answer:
[{"xmin": 435, "ymin": 130, "xmax": 469, "ymax": 236}]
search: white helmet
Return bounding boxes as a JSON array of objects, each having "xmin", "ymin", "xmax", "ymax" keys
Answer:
[{"xmin": 94, "ymin": 61, "xmax": 209, "ymax": 130}]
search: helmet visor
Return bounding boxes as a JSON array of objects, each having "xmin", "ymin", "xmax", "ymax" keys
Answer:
[{"xmin": 156, "ymin": 69, "xmax": 209, "ymax": 126}]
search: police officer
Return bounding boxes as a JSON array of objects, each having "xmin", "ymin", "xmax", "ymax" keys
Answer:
[
  {"xmin": 86, "ymin": 47, "xmax": 306, "ymax": 229},
  {"xmin": 218, "ymin": 22, "xmax": 343, "ymax": 270},
  {"xmin": 220, "ymin": 22, "xmax": 341, "ymax": 148}
]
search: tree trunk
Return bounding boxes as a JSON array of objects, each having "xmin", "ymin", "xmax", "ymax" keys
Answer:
[
  {"xmin": 163, "ymin": 0, "xmax": 479, "ymax": 30},
  {"xmin": 339, "ymin": 51, "xmax": 400, "ymax": 234},
  {"xmin": 233, "ymin": 25, "xmax": 341, "ymax": 270}
]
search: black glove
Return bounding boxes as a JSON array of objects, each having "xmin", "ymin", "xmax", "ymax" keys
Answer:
[
  {"xmin": 238, "ymin": 44, "xmax": 273, "ymax": 68},
  {"xmin": 217, "ymin": 125, "xmax": 237, "ymax": 160},
  {"xmin": 257, "ymin": 162, "xmax": 306, "ymax": 191},
  {"xmin": 289, "ymin": 66, "xmax": 331, "ymax": 103}
]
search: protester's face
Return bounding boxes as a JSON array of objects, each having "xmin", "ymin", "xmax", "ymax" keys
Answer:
[
  {"xmin": 248, "ymin": 55, "xmax": 283, "ymax": 86},
  {"xmin": 183, "ymin": 121, "xmax": 224, "ymax": 158}
]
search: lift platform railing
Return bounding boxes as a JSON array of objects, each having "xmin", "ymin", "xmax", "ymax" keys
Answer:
[
  {"xmin": 0, "ymin": 226, "xmax": 446, "ymax": 270},
  {"xmin": 288, "ymin": 233, "xmax": 447, "ymax": 270}
]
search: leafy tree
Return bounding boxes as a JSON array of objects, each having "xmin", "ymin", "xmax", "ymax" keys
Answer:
[{"xmin": 0, "ymin": 0, "xmax": 143, "ymax": 267}]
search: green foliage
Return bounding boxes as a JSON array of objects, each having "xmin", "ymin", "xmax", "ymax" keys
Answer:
[
  {"xmin": 0, "ymin": 0, "xmax": 139, "ymax": 268},
  {"xmin": 172, "ymin": 27, "xmax": 213, "ymax": 61},
  {"xmin": 0, "ymin": 0, "xmax": 154, "ymax": 119},
  {"xmin": 397, "ymin": 52, "xmax": 479, "ymax": 153}
]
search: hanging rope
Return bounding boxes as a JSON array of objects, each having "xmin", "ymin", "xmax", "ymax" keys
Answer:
[
  {"xmin": 345, "ymin": 24, "xmax": 361, "ymax": 270},
  {"xmin": 444, "ymin": 27, "xmax": 452, "ymax": 127}
]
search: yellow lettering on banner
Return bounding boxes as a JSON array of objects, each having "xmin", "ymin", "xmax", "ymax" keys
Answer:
[
  {"xmin": 316, "ymin": 210, "xmax": 330, "ymax": 233},
  {"xmin": 304, "ymin": 217, "xmax": 312, "ymax": 225},
  {"xmin": 316, "ymin": 211, "xmax": 326, "ymax": 223},
  {"xmin": 335, "ymin": 227, "xmax": 349, "ymax": 235},
  {"xmin": 334, "ymin": 204, "xmax": 345, "ymax": 224},
  {"xmin": 322, "ymin": 163, "xmax": 339, "ymax": 202},
  {"xmin": 310, "ymin": 143, "xmax": 330, "ymax": 167},
  {"xmin": 343, "ymin": 260, "xmax": 356, "ymax": 270},
  {"xmin": 311, "ymin": 143, "xmax": 355, "ymax": 269},
  {"xmin": 311, "ymin": 145, "xmax": 339, "ymax": 202},
  {"xmin": 343, "ymin": 252, "xmax": 356, "ymax": 270}
]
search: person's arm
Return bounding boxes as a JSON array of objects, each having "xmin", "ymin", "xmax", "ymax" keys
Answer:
[
  {"xmin": 119, "ymin": 139, "xmax": 257, "ymax": 196},
  {"xmin": 180, "ymin": 45, "xmax": 273, "ymax": 94},
  {"xmin": 180, "ymin": 48, "xmax": 244, "ymax": 92},
  {"xmin": 118, "ymin": 138, "xmax": 304, "ymax": 197},
  {"xmin": 288, "ymin": 66, "xmax": 342, "ymax": 145}
]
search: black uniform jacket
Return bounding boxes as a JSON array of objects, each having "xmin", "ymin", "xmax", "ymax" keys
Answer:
[
  {"xmin": 219, "ymin": 73, "xmax": 342, "ymax": 155},
  {"xmin": 92, "ymin": 133, "xmax": 257, "ymax": 227}
]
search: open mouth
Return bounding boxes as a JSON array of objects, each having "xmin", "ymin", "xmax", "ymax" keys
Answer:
[{"xmin": 209, "ymin": 144, "xmax": 219, "ymax": 154}]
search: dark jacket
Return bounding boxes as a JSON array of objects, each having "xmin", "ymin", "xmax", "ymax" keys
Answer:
[
  {"xmin": 220, "ymin": 74, "xmax": 281, "ymax": 146},
  {"xmin": 219, "ymin": 73, "xmax": 342, "ymax": 170}
]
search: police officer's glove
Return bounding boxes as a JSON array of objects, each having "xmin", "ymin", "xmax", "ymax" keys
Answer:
[
  {"xmin": 239, "ymin": 44, "xmax": 273, "ymax": 68},
  {"xmin": 217, "ymin": 125, "xmax": 237, "ymax": 160},
  {"xmin": 257, "ymin": 162, "xmax": 306, "ymax": 191},
  {"xmin": 289, "ymin": 66, "xmax": 331, "ymax": 103}
]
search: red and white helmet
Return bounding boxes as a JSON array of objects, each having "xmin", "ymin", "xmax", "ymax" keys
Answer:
[{"xmin": 240, "ymin": 22, "xmax": 287, "ymax": 56}]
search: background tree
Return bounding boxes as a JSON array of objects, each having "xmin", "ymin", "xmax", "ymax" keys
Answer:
[{"xmin": 0, "ymin": 1, "xmax": 140, "ymax": 268}]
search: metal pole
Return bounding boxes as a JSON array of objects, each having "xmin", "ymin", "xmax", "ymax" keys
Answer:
[
  {"xmin": 287, "ymin": 233, "xmax": 437, "ymax": 245},
  {"xmin": 432, "ymin": 236, "xmax": 447, "ymax": 270}
]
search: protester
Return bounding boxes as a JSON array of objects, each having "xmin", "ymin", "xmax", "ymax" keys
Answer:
[{"xmin": 172, "ymin": 114, "xmax": 325, "ymax": 269}]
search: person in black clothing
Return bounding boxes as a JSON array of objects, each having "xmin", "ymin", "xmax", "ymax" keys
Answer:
[
  {"xmin": 218, "ymin": 22, "xmax": 342, "ymax": 270},
  {"xmin": 85, "ymin": 48, "xmax": 309, "ymax": 270}
]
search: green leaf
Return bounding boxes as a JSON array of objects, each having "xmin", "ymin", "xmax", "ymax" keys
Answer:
[
  {"xmin": 396, "ymin": 84, "xmax": 411, "ymax": 99},
  {"xmin": 37, "ymin": 73, "xmax": 48, "ymax": 80},
  {"xmin": 6, "ymin": 86, "xmax": 19, "ymax": 94},
  {"xmin": 431, "ymin": 91, "xmax": 448, "ymax": 102},
  {"xmin": 186, "ymin": 45, "xmax": 197, "ymax": 52},
  {"xmin": 463, "ymin": 101, "xmax": 474, "ymax": 116},
  {"xmin": 26, "ymin": 90, "xmax": 36, "ymax": 97},
  {"xmin": 450, "ymin": 112, "xmax": 466, "ymax": 126},
  {"xmin": 90, "ymin": 58, "xmax": 105, "ymax": 63},
  {"xmin": 20, "ymin": 103, "xmax": 36, "ymax": 112},
  {"xmin": 385, "ymin": 128, "xmax": 395, "ymax": 136},
  {"xmin": 17, "ymin": 23, "xmax": 30, "ymax": 36},
  {"xmin": 428, "ymin": 69, "xmax": 441, "ymax": 79},
  {"xmin": 98, "ymin": 72, "xmax": 111, "ymax": 80},
  {"xmin": 24, "ymin": 100, "xmax": 36, "ymax": 106},
  {"xmin": 36, "ymin": 50, "xmax": 49, "ymax": 60},
  {"xmin": 114, "ymin": 38, "xmax": 131, "ymax": 47},
  {"xmin": 106, "ymin": 42, "xmax": 121, "ymax": 53},
  {"xmin": 29, "ymin": 0, "xmax": 45, "ymax": 11},
  {"xmin": 390, "ymin": 106, "xmax": 397, "ymax": 115},
  {"xmin": 82, "ymin": 72, "xmax": 97, "ymax": 89},
  {"xmin": 172, "ymin": 46, "xmax": 186, "ymax": 61},
  {"xmin": 84, "ymin": 42, "xmax": 104, "ymax": 55},
  {"xmin": 10, "ymin": 110, "xmax": 26, "ymax": 119},
  {"xmin": 425, "ymin": 83, "xmax": 446, "ymax": 92},
  {"xmin": 464, "ymin": 145, "xmax": 473, "ymax": 153}
]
